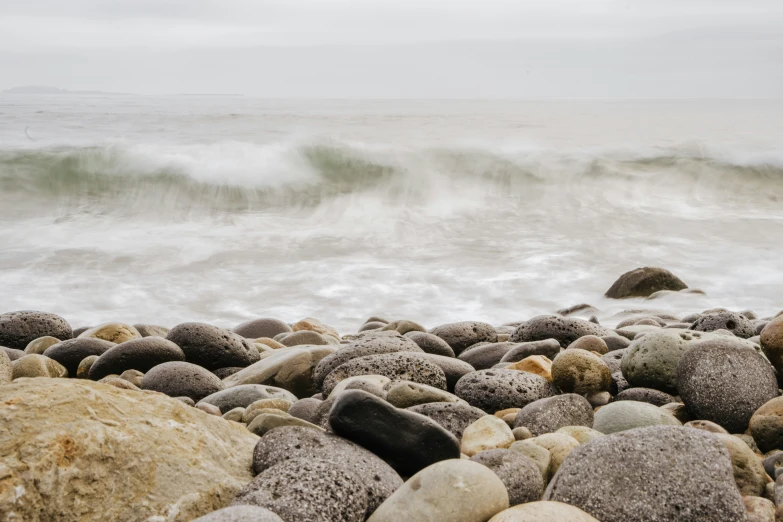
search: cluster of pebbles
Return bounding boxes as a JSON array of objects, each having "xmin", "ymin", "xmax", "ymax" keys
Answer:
[{"xmin": 2, "ymin": 268, "xmax": 783, "ymax": 521}]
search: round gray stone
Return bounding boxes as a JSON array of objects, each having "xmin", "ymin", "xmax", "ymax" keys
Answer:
[
  {"xmin": 407, "ymin": 401, "xmax": 487, "ymax": 439},
  {"xmin": 691, "ymin": 311, "xmax": 755, "ymax": 338},
  {"xmin": 191, "ymin": 506, "xmax": 284, "ymax": 522},
  {"xmin": 0, "ymin": 311, "xmax": 72, "ymax": 350},
  {"xmin": 621, "ymin": 330, "xmax": 692, "ymax": 394},
  {"xmin": 321, "ymin": 352, "xmax": 447, "ymax": 396},
  {"xmin": 510, "ymin": 315, "xmax": 615, "ymax": 348},
  {"xmin": 166, "ymin": 322, "xmax": 260, "ymax": 371},
  {"xmin": 140, "ymin": 361, "xmax": 224, "ymax": 402},
  {"xmin": 404, "ymin": 331, "xmax": 456, "ymax": 357},
  {"xmin": 470, "ymin": 449, "xmax": 544, "ymax": 506},
  {"xmin": 429, "ymin": 321, "xmax": 498, "ymax": 356},
  {"xmin": 514, "ymin": 394, "xmax": 594, "ymax": 436},
  {"xmin": 454, "ymin": 369, "xmax": 558, "ymax": 413}
]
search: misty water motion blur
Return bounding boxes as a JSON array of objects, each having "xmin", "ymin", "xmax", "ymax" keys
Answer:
[{"xmin": 1, "ymin": 96, "xmax": 782, "ymax": 330}]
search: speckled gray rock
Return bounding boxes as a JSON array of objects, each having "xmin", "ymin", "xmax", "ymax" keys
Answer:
[
  {"xmin": 511, "ymin": 315, "xmax": 615, "ymax": 348},
  {"xmin": 499, "ymin": 339, "xmax": 561, "ymax": 363},
  {"xmin": 191, "ymin": 506, "xmax": 284, "ymax": 522},
  {"xmin": 407, "ymin": 401, "xmax": 487, "ymax": 439},
  {"xmin": 514, "ymin": 394, "xmax": 594, "ymax": 436},
  {"xmin": 458, "ymin": 342, "xmax": 518, "ymax": 370},
  {"xmin": 470, "ymin": 449, "xmax": 544, "ymax": 506},
  {"xmin": 545, "ymin": 425, "xmax": 746, "ymax": 522},
  {"xmin": 455, "ymin": 369, "xmax": 558, "ymax": 413},
  {"xmin": 691, "ymin": 311, "xmax": 755, "ymax": 338},
  {"xmin": 604, "ymin": 267, "xmax": 688, "ymax": 298},
  {"xmin": 676, "ymin": 338, "xmax": 778, "ymax": 433},
  {"xmin": 232, "ymin": 457, "xmax": 367, "ymax": 522},
  {"xmin": 413, "ymin": 353, "xmax": 475, "ymax": 392},
  {"xmin": 614, "ymin": 387, "xmax": 676, "ymax": 406},
  {"xmin": 430, "ymin": 321, "xmax": 498, "ymax": 356},
  {"xmin": 279, "ymin": 330, "xmax": 329, "ymax": 346},
  {"xmin": 198, "ymin": 384, "xmax": 297, "ymax": 412},
  {"xmin": 404, "ymin": 331, "xmax": 456, "ymax": 357},
  {"xmin": 87, "ymin": 336, "xmax": 186, "ymax": 380},
  {"xmin": 620, "ymin": 330, "xmax": 692, "ymax": 394},
  {"xmin": 140, "ymin": 361, "xmax": 224, "ymax": 402},
  {"xmin": 602, "ymin": 335, "xmax": 632, "ymax": 352},
  {"xmin": 593, "ymin": 400, "xmax": 681, "ymax": 434},
  {"xmin": 601, "ymin": 349, "xmax": 627, "ymax": 373},
  {"xmin": 385, "ymin": 380, "xmax": 462, "ymax": 408},
  {"xmin": 133, "ymin": 324, "xmax": 170, "ymax": 338},
  {"xmin": 0, "ymin": 311, "xmax": 72, "ymax": 350},
  {"xmin": 232, "ymin": 318, "xmax": 292, "ymax": 339},
  {"xmin": 42, "ymin": 338, "xmax": 115, "ymax": 376},
  {"xmin": 166, "ymin": 322, "xmax": 260, "ymax": 371},
  {"xmin": 252, "ymin": 426, "xmax": 403, "ymax": 515},
  {"xmin": 322, "ymin": 352, "xmax": 447, "ymax": 396},
  {"xmin": 313, "ymin": 334, "xmax": 423, "ymax": 387}
]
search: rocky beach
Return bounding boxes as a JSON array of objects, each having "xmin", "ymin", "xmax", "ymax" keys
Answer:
[{"xmin": 1, "ymin": 267, "xmax": 782, "ymax": 521}]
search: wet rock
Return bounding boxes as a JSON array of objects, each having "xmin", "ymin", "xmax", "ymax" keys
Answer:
[
  {"xmin": 140, "ymin": 361, "xmax": 224, "ymax": 402},
  {"xmin": 405, "ymin": 331, "xmax": 456, "ymax": 357},
  {"xmin": 593, "ymin": 400, "xmax": 681, "ymax": 434},
  {"xmin": 0, "ymin": 379, "xmax": 258, "ymax": 522},
  {"xmin": 87, "ymin": 336, "xmax": 186, "ymax": 380},
  {"xmin": 12, "ymin": 354, "xmax": 68, "ymax": 379},
  {"xmin": 232, "ymin": 457, "xmax": 367, "ymax": 522},
  {"xmin": 458, "ymin": 342, "xmax": 519, "ymax": 370},
  {"xmin": 0, "ymin": 310, "xmax": 72, "ymax": 350},
  {"xmin": 551, "ymin": 349, "xmax": 611, "ymax": 394},
  {"xmin": 545, "ymin": 425, "xmax": 746, "ymax": 522},
  {"xmin": 614, "ymin": 387, "xmax": 676, "ymax": 406},
  {"xmin": 252, "ymin": 426, "xmax": 403, "ymax": 515},
  {"xmin": 460, "ymin": 415, "xmax": 515, "ymax": 456},
  {"xmin": 385, "ymin": 380, "xmax": 462, "ymax": 408},
  {"xmin": 232, "ymin": 318, "xmax": 292, "ymax": 339},
  {"xmin": 499, "ymin": 339, "xmax": 561, "ymax": 363},
  {"xmin": 510, "ymin": 315, "xmax": 615, "ymax": 348},
  {"xmin": 692, "ymin": 311, "xmax": 756, "ymax": 338},
  {"xmin": 133, "ymin": 324, "xmax": 169, "ymax": 338},
  {"xmin": 191, "ymin": 506, "xmax": 284, "ymax": 522},
  {"xmin": 514, "ymin": 394, "xmax": 594, "ymax": 436},
  {"xmin": 677, "ymin": 338, "xmax": 778, "ymax": 433},
  {"xmin": 366, "ymin": 459, "xmax": 509, "ymax": 522},
  {"xmin": 166, "ymin": 322, "xmax": 260, "ymax": 371},
  {"xmin": 489, "ymin": 501, "xmax": 600, "ymax": 522},
  {"xmin": 604, "ymin": 267, "xmax": 688, "ymax": 298},
  {"xmin": 567, "ymin": 335, "xmax": 609, "ymax": 355},
  {"xmin": 455, "ymin": 369, "xmax": 558, "ymax": 413},
  {"xmin": 430, "ymin": 321, "xmax": 499, "ymax": 356},
  {"xmin": 620, "ymin": 330, "xmax": 692, "ymax": 394},
  {"xmin": 37, "ymin": 338, "xmax": 112, "ymax": 376},
  {"xmin": 407, "ymin": 401, "xmax": 487, "ymax": 439},
  {"xmin": 471, "ymin": 449, "xmax": 544, "ymax": 506},
  {"xmin": 198, "ymin": 384, "xmax": 297, "ymax": 412},
  {"xmin": 329, "ymin": 390, "xmax": 460, "ymax": 476},
  {"xmin": 322, "ymin": 352, "xmax": 447, "ymax": 396}
]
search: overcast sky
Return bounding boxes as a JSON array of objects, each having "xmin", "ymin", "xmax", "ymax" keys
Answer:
[{"xmin": 1, "ymin": 0, "xmax": 782, "ymax": 97}]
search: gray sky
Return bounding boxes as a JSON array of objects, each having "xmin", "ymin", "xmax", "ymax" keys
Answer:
[{"xmin": 1, "ymin": 0, "xmax": 782, "ymax": 97}]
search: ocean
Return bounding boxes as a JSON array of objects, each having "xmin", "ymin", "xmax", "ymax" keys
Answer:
[{"xmin": 1, "ymin": 95, "xmax": 781, "ymax": 331}]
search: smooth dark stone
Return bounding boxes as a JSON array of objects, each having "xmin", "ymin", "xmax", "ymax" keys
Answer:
[
  {"xmin": 404, "ymin": 331, "xmax": 456, "ymax": 357},
  {"xmin": 140, "ymin": 361, "xmax": 224, "ymax": 402},
  {"xmin": 232, "ymin": 318, "xmax": 292, "ymax": 339},
  {"xmin": 614, "ymin": 388, "xmax": 676, "ymax": 407},
  {"xmin": 406, "ymin": 401, "xmax": 487, "ymax": 439},
  {"xmin": 329, "ymin": 390, "xmax": 460, "ymax": 476},
  {"xmin": 458, "ymin": 342, "xmax": 517, "ymax": 370},
  {"xmin": 604, "ymin": 267, "xmax": 687, "ymax": 298},
  {"xmin": 198, "ymin": 384, "xmax": 297, "ymax": 412},
  {"xmin": 603, "ymin": 335, "xmax": 632, "ymax": 351},
  {"xmin": 287, "ymin": 397, "xmax": 323, "ymax": 424},
  {"xmin": 412, "ymin": 353, "xmax": 475, "ymax": 391},
  {"xmin": 429, "ymin": 321, "xmax": 498, "ymax": 356},
  {"xmin": 43, "ymin": 338, "xmax": 115, "ymax": 376},
  {"xmin": 763, "ymin": 451, "xmax": 783, "ymax": 480},
  {"xmin": 499, "ymin": 339, "xmax": 561, "ymax": 363},
  {"xmin": 514, "ymin": 394, "xmax": 594, "ymax": 435},
  {"xmin": 88, "ymin": 336, "xmax": 186, "ymax": 380},
  {"xmin": 166, "ymin": 322, "xmax": 260, "ymax": 371},
  {"xmin": 454, "ymin": 368, "xmax": 558, "ymax": 413},
  {"xmin": 0, "ymin": 310, "xmax": 72, "ymax": 350}
]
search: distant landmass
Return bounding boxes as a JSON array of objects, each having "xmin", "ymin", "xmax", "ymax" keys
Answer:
[{"xmin": 2, "ymin": 86, "xmax": 133, "ymax": 95}]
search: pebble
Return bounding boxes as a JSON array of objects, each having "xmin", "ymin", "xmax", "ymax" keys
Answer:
[
  {"xmin": 328, "ymin": 374, "xmax": 390, "ymax": 397},
  {"xmin": 514, "ymin": 394, "xmax": 593, "ymax": 436},
  {"xmin": 508, "ymin": 440, "xmax": 552, "ymax": 482},
  {"xmin": 458, "ymin": 342, "xmax": 518, "ymax": 370},
  {"xmin": 42, "ymin": 338, "xmax": 115, "ymax": 377},
  {"xmin": 544, "ymin": 425, "xmax": 746, "ymax": 522},
  {"xmin": 414, "ymin": 353, "xmax": 476, "ymax": 391},
  {"xmin": 191, "ymin": 506, "xmax": 284, "ymax": 522},
  {"xmin": 761, "ymin": 316, "xmax": 783, "ymax": 374},
  {"xmin": 512, "ymin": 426, "xmax": 533, "ymax": 440},
  {"xmin": 197, "ymin": 384, "xmax": 297, "ymax": 412},
  {"xmin": 593, "ymin": 400, "xmax": 681, "ymax": 434},
  {"xmin": 407, "ymin": 401, "xmax": 487, "ymax": 439},
  {"xmin": 691, "ymin": 310, "xmax": 756, "ymax": 338},
  {"xmin": 567, "ymin": 335, "xmax": 609, "ymax": 355},
  {"xmin": 232, "ymin": 318, "xmax": 292, "ymax": 339},
  {"xmin": 551, "ymin": 349, "xmax": 611, "ymax": 395},
  {"xmin": 24, "ymin": 336, "xmax": 61, "ymax": 354},
  {"xmin": 1, "ymin": 346, "xmax": 26, "ymax": 361},
  {"xmin": 499, "ymin": 339, "xmax": 561, "ymax": 363},
  {"xmin": 684, "ymin": 419, "xmax": 729, "ymax": 434},
  {"xmin": 246, "ymin": 412, "xmax": 322, "ymax": 436},
  {"xmin": 87, "ymin": 336, "xmax": 185, "ymax": 380},
  {"xmin": 455, "ymin": 369, "xmax": 558, "ymax": 413},
  {"xmin": 321, "ymin": 352, "xmax": 448, "ymax": 396},
  {"xmin": 12, "ymin": 354, "xmax": 68, "ymax": 378},
  {"xmin": 460, "ymin": 415, "xmax": 515, "ymax": 456},
  {"xmin": 743, "ymin": 497, "xmax": 776, "ymax": 522},
  {"xmin": 405, "ymin": 331, "xmax": 456, "ymax": 357},
  {"xmin": 133, "ymin": 324, "xmax": 170, "ymax": 338},
  {"xmin": 232, "ymin": 457, "xmax": 368, "ymax": 522},
  {"xmin": 714, "ymin": 433, "xmax": 768, "ymax": 497},
  {"xmin": 505, "ymin": 355, "xmax": 552, "ymax": 381},
  {"xmin": 0, "ymin": 310, "xmax": 72, "ymax": 350},
  {"xmin": 489, "ymin": 501, "xmax": 600, "ymax": 522},
  {"xmin": 620, "ymin": 330, "xmax": 691, "ymax": 394},
  {"xmin": 366, "ymin": 459, "xmax": 509, "ymax": 522},
  {"xmin": 385, "ymin": 380, "xmax": 463, "ymax": 408},
  {"xmin": 470, "ymin": 449, "xmax": 544, "ymax": 505},
  {"xmin": 604, "ymin": 266, "xmax": 688, "ymax": 298},
  {"xmin": 510, "ymin": 315, "xmax": 615, "ymax": 348},
  {"xmin": 78, "ymin": 322, "xmax": 141, "ymax": 344},
  {"xmin": 429, "ymin": 321, "xmax": 499, "ymax": 356},
  {"xmin": 676, "ymin": 337, "xmax": 778, "ymax": 433},
  {"xmin": 750, "ymin": 396, "xmax": 783, "ymax": 453},
  {"xmin": 614, "ymin": 387, "xmax": 676, "ymax": 406},
  {"xmin": 140, "ymin": 361, "xmax": 224, "ymax": 402},
  {"xmin": 556, "ymin": 426, "xmax": 604, "ymax": 444},
  {"xmin": 522, "ymin": 433, "xmax": 580, "ymax": 475},
  {"xmin": 166, "ymin": 322, "xmax": 261, "ymax": 371},
  {"xmin": 329, "ymin": 390, "xmax": 461, "ymax": 476}
]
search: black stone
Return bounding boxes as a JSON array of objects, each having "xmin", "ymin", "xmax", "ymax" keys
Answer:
[
  {"xmin": 43, "ymin": 338, "xmax": 115, "ymax": 376},
  {"xmin": 604, "ymin": 267, "xmax": 688, "ymax": 298},
  {"xmin": 140, "ymin": 361, "xmax": 224, "ymax": 402},
  {"xmin": 166, "ymin": 322, "xmax": 260, "ymax": 371},
  {"xmin": 0, "ymin": 310, "xmax": 72, "ymax": 350},
  {"xmin": 499, "ymin": 339, "xmax": 561, "ymax": 363},
  {"xmin": 88, "ymin": 337, "xmax": 186, "ymax": 380},
  {"xmin": 429, "ymin": 321, "xmax": 498, "ymax": 356}
]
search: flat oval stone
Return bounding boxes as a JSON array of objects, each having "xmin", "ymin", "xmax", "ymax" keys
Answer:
[
  {"xmin": 407, "ymin": 401, "xmax": 487, "ymax": 439},
  {"xmin": 198, "ymin": 384, "xmax": 297, "ymax": 412},
  {"xmin": 366, "ymin": 459, "xmax": 509, "ymax": 522},
  {"xmin": 593, "ymin": 400, "xmax": 681, "ymax": 434},
  {"xmin": 385, "ymin": 380, "xmax": 462, "ymax": 408},
  {"xmin": 430, "ymin": 321, "xmax": 499, "ymax": 356},
  {"xmin": 43, "ymin": 338, "xmax": 115, "ymax": 376},
  {"xmin": 405, "ymin": 331, "xmax": 456, "ymax": 357},
  {"xmin": 87, "ymin": 337, "xmax": 185, "ymax": 380},
  {"xmin": 140, "ymin": 361, "xmax": 224, "ymax": 402},
  {"xmin": 514, "ymin": 394, "xmax": 594, "ymax": 436},
  {"xmin": 614, "ymin": 387, "xmax": 676, "ymax": 406},
  {"xmin": 0, "ymin": 311, "xmax": 72, "ymax": 350},
  {"xmin": 499, "ymin": 339, "xmax": 561, "ymax": 363},
  {"xmin": 489, "ymin": 501, "xmax": 599, "ymax": 522},
  {"xmin": 232, "ymin": 318, "xmax": 292, "ymax": 339},
  {"xmin": 458, "ymin": 342, "xmax": 518, "ymax": 370},
  {"xmin": 166, "ymin": 322, "xmax": 260, "ymax": 371},
  {"xmin": 329, "ymin": 390, "xmax": 460, "ymax": 476},
  {"xmin": 322, "ymin": 352, "xmax": 447, "ymax": 396},
  {"xmin": 455, "ymin": 369, "xmax": 558, "ymax": 413}
]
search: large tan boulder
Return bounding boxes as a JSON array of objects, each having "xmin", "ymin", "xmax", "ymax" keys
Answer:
[{"xmin": 0, "ymin": 379, "xmax": 259, "ymax": 522}]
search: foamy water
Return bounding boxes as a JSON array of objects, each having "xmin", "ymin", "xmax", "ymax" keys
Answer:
[{"xmin": 1, "ymin": 96, "xmax": 782, "ymax": 331}]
